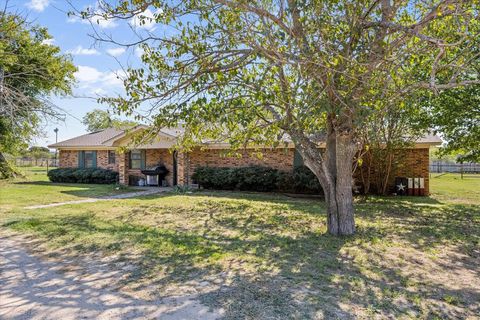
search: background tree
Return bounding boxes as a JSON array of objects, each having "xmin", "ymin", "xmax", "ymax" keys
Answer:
[
  {"xmin": 0, "ymin": 8, "xmax": 76, "ymax": 178},
  {"xmin": 86, "ymin": 0, "xmax": 479, "ymax": 235},
  {"xmin": 82, "ymin": 109, "xmax": 137, "ymax": 132},
  {"xmin": 424, "ymin": 86, "xmax": 480, "ymax": 163},
  {"xmin": 28, "ymin": 146, "xmax": 51, "ymax": 166},
  {"xmin": 356, "ymin": 97, "xmax": 425, "ymax": 195}
]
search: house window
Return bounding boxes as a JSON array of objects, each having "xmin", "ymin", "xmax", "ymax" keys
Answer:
[
  {"xmin": 108, "ymin": 150, "xmax": 116, "ymax": 164},
  {"xmin": 78, "ymin": 151, "xmax": 97, "ymax": 168},
  {"xmin": 84, "ymin": 151, "xmax": 95, "ymax": 168},
  {"xmin": 129, "ymin": 150, "xmax": 145, "ymax": 169}
]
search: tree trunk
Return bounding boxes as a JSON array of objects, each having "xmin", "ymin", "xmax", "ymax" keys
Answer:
[
  {"xmin": 324, "ymin": 115, "xmax": 340, "ymax": 234},
  {"xmin": 298, "ymin": 134, "xmax": 356, "ymax": 235},
  {"xmin": 0, "ymin": 152, "xmax": 19, "ymax": 179},
  {"xmin": 290, "ymin": 116, "xmax": 357, "ymax": 236},
  {"xmin": 334, "ymin": 133, "xmax": 356, "ymax": 235}
]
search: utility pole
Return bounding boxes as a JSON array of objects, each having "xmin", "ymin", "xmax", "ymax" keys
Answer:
[{"xmin": 54, "ymin": 128, "xmax": 59, "ymax": 167}]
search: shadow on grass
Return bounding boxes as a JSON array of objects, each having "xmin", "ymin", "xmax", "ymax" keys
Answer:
[
  {"xmin": 13, "ymin": 180, "xmax": 140, "ymax": 199},
  {"xmin": 4, "ymin": 191, "xmax": 479, "ymax": 318}
]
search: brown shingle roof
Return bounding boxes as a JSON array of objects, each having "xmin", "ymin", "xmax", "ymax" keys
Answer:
[
  {"xmin": 48, "ymin": 128, "xmax": 124, "ymax": 148},
  {"xmin": 49, "ymin": 127, "xmax": 442, "ymax": 148},
  {"xmin": 415, "ymin": 134, "xmax": 442, "ymax": 144}
]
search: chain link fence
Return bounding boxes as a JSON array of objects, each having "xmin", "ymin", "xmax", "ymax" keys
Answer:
[{"xmin": 13, "ymin": 157, "xmax": 58, "ymax": 176}]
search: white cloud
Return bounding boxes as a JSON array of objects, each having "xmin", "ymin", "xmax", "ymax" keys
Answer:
[
  {"xmin": 41, "ymin": 38, "xmax": 55, "ymax": 46},
  {"xmin": 102, "ymin": 71, "xmax": 124, "ymax": 87},
  {"xmin": 75, "ymin": 66, "xmax": 104, "ymax": 82},
  {"xmin": 134, "ymin": 47, "xmax": 145, "ymax": 58},
  {"xmin": 26, "ymin": 0, "xmax": 50, "ymax": 12},
  {"xmin": 74, "ymin": 65, "xmax": 125, "ymax": 94},
  {"xmin": 92, "ymin": 15, "xmax": 118, "ymax": 29},
  {"xmin": 67, "ymin": 15, "xmax": 118, "ymax": 29},
  {"xmin": 92, "ymin": 88, "xmax": 107, "ymax": 96},
  {"xmin": 67, "ymin": 45, "xmax": 100, "ymax": 56},
  {"xmin": 106, "ymin": 47, "xmax": 126, "ymax": 57},
  {"xmin": 130, "ymin": 8, "xmax": 159, "ymax": 31}
]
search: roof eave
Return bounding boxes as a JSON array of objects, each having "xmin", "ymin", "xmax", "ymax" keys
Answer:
[{"xmin": 100, "ymin": 125, "xmax": 149, "ymax": 145}]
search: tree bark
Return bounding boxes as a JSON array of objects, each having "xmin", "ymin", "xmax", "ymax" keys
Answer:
[
  {"xmin": 334, "ymin": 133, "xmax": 356, "ymax": 235},
  {"xmin": 292, "ymin": 117, "xmax": 357, "ymax": 236},
  {"xmin": 0, "ymin": 152, "xmax": 19, "ymax": 179},
  {"xmin": 324, "ymin": 115, "xmax": 340, "ymax": 235}
]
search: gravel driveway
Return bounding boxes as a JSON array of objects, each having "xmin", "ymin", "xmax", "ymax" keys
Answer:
[{"xmin": 0, "ymin": 232, "xmax": 221, "ymax": 320}]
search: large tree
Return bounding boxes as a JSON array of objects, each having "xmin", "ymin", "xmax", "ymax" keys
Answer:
[
  {"xmin": 82, "ymin": 109, "xmax": 137, "ymax": 132},
  {"xmin": 27, "ymin": 146, "xmax": 51, "ymax": 166},
  {"xmin": 425, "ymin": 85, "xmax": 480, "ymax": 162},
  {"xmin": 0, "ymin": 9, "xmax": 76, "ymax": 178},
  {"xmin": 87, "ymin": 0, "xmax": 479, "ymax": 235}
]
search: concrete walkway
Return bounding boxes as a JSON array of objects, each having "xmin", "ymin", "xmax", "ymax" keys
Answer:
[
  {"xmin": 25, "ymin": 188, "xmax": 171, "ymax": 209},
  {"xmin": 0, "ymin": 233, "xmax": 220, "ymax": 320}
]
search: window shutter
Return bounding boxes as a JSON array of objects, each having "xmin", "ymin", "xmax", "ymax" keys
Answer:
[
  {"xmin": 128, "ymin": 151, "xmax": 132, "ymax": 168},
  {"xmin": 92, "ymin": 151, "xmax": 97, "ymax": 168},
  {"xmin": 141, "ymin": 150, "xmax": 146, "ymax": 169},
  {"xmin": 78, "ymin": 151, "xmax": 84, "ymax": 168},
  {"xmin": 293, "ymin": 149, "xmax": 303, "ymax": 167}
]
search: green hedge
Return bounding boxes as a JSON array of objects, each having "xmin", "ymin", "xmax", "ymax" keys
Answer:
[
  {"xmin": 277, "ymin": 166, "xmax": 323, "ymax": 194},
  {"xmin": 192, "ymin": 165, "xmax": 322, "ymax": 194},
  {"xmin": 48, "ymin": 168, "xmax": 118, "ymax": 184}
]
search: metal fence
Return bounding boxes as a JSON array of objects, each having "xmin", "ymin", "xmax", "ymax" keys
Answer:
[
  {"xmin": 430, "ymin": 161, "xmax": 480, "ymax": 174},
  {"xmin": 14, "ymin": 157, "xmax": 58, "ymax": 168}
]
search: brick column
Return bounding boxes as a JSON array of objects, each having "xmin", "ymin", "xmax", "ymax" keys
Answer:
[
  {"xmin": 177, "ymin": 152, "xmax": 185, "ymax": 186},
  {"xmin": 118, "ymin": 152, "xmax": 128, "ymax": 185},
  {"xmin": 176, "ymin": 152, "xmax": 191, "ymax": 186}
]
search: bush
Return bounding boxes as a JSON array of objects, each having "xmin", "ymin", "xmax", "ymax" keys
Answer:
[
  {"xmin": 278, "ymin": 166, "xmax": 323, "ymax": 194},
  {"xmin": 192, "ymin": 165, "xmax": 323, "ymax": 194},
  {"xmin": 192, "ymin": 167, "xmax": 241, "ymax": 190},
  {"xmin": 235, "ymin": 166, "xmax": 279, "ymax": 191},
  {"xmin": 193, "ymin": 166, "xmax": 279, "ymax": 192},
  {"xmin": 48, "ymin": 168, "xmax": 118, "ymax": 184}
]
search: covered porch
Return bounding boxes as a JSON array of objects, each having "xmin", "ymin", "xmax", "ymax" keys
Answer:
[
  {"xmin": 117, "ymin": 149, "xmax": 188, "ymax": 186},
  {"xmin": 107, "ymin": 127, "xmax": 187, "ymax": 186}
]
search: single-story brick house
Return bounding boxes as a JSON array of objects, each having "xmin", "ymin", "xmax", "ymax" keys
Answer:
[{"xmin": 49, "ymin": 126, "xmax": 441, "ymax": 193}]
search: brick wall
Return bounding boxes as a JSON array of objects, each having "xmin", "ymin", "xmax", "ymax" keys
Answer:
[
  {"xmin": 354, "ymin": 148, "xmax": 430, "ymax": 194},
  {"xmin": 58, "ymin": 150, "xmax": 118, "ymax": 171},
  {"xmin": 60, "ymin": 146, "xmax": 430, "ymax": 194},
  {"xmin": 186, "ymin": 147, "xmax": 430, "ymax": 194},
  {"xmin": 186, "ymin": 147, "xmax": 295, "ymax": 183},
  {"xmin": 58, "ymin": 150, "xmax": 78, "ymax": 167},
  {"xmin": 392, "ymin": 148, "xmax": 430, "ymax": 194},
  {"xmin": 97, "ymin": 150, "xmax": 119, "ymax": 171}
]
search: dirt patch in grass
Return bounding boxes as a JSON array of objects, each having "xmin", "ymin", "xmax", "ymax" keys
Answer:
[{"xmin": 0, "ymin": 231, "xmax": 221, "ymax": 320}]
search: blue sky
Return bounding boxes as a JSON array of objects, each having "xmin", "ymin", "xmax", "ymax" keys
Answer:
[{"xmin": 7, "ymin": 0, "xmax": 157, "ymax": 148}]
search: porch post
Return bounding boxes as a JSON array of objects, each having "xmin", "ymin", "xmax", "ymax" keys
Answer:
[
  {"xmin": 176, "ymin": 152, "xmax": 189, "ymax": 186},
  {"xmin": 118, "ymin": 151, "xmax": 128, "ymax": 185}
]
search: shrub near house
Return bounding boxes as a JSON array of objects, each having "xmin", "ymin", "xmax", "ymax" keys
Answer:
[
  {"xmin": 48, "ymin": 168, "xmax": 118, "ymax": 184},
  {"xmin": 192, "ymin": 165, "xmax": 322, "ymax": 194}
]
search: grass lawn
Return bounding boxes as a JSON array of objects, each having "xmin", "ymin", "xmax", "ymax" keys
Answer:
[
  {"xmin": 0, "ymin": 167, "xmax": 136, "ymax": 212},
  {"xmin": 430, "ymin": 173, "xmax": 480, "ymax": 204},
  {"xmin": 1, "ymin": 172, "xmax": 479, "ymax": 319}
]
